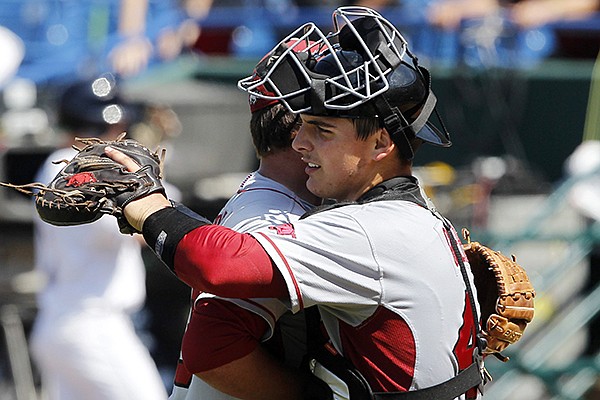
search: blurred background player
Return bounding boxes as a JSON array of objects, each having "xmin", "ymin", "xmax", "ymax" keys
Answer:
[
  {"xmin": 170, "ymin": 52, "xmax": 321, "ymax": 399},
  {"xmin": 29, "ymin": 75, "xmax": 168, "ymax": 400},
  {"xmin": 427, "ymin": 0, "xmax": 600, "ymax": 30},
  {"xmin": 109, "ymin": 0, "xmax": 213, "ymax": 78}
]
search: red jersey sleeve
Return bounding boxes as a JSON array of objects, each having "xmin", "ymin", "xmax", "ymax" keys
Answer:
[
  {"xmin": 181, "ymin": 297, "xmax": 269, "ymax": 372},
  {"xmin": 175, "ymin": 225, "xmax": 288, "ymax": 298},
  {"xmin": 142, "ymin": 207, "xmax": 288, "ymax": 299}
]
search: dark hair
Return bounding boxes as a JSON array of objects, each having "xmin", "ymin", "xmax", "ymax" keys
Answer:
[
  {"xmin": 352, "ymin": 115, "xmax": 422, "ymax": 159},
  {"xmin": 352, "ymin": 116, "xmax": 381, "ymax": 141},
  {"xmin": 250, "ymin": 103, "xmax": 301, "ymax": 157}
]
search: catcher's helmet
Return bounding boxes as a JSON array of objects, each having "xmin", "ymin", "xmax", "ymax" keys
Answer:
[
  {"xmin": 58, "ymin": 74, "xmax": 139, "ymax": 133},
  {"xmin": 247, "ymin": 38, "xmax": 316, "ymax": 114},
  {"xmin": 238, "ymin": 6, "xmax": 451, "ymax": 159}
]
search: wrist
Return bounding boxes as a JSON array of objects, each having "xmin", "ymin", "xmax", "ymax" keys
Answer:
[
  {"xmin": 124, "ymin": 193, "xmax": 171, "ymax": 232},
  {"xmin": 142, "ymin": 205, "xmax": 210, "ymax": 269}
]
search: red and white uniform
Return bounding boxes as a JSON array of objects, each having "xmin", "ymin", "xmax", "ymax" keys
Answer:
[
  {"xmin": 145, "ymin": 178, "xmax": 481, "ymax": 398},
  {"xmin": 251, "ymin": 199, "xmax": 479, "ymax": 394},
  {"xmin": 169, "ymin": 171, "xmax": 313, "ymax": 400}
]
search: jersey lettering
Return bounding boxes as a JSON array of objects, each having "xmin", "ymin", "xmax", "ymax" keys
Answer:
[
  {"xmin": 269, "ymin": 223, "xmax": 296, "ymax": 238},
  {"xmin": 445, "ymin": 226, "xmax": 479, "ymax": 398},
  {"xmin": 453, "ymin": 292, "xmax": 478, "ymax": 399}
]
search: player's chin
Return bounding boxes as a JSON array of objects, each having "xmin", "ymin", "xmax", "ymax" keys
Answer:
[{"xmin": 306, "ymin": 177, "xmax": 325, "ymax": 199}]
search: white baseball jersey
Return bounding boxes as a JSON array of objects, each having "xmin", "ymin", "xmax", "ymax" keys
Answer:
[
  {"xmin": 169, "ymin": 171, "xmax": 314, "ymax": 400},
  {"xmin": 250, "ymin": 198, "xmax": 480, "ymax": 394}
]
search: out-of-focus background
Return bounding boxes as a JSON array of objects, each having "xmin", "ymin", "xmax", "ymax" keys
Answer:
[{"xmin": 0, "ymin": 1, "xmax": 599, "ymax": 399}]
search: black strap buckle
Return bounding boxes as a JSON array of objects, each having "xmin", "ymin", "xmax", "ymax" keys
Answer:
[{"xmin": 473, "ymin": 347, "xmax": 492, "ymax": 395}]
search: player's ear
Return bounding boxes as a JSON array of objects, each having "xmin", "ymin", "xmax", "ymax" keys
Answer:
[{"xmin": 373, "ymin": 128, "xmax": 395, "ymax": 162}]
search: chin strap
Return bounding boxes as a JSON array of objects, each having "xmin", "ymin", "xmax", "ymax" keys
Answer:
[{"xmin": 373, "ymin": 64, "xmax": 439, "ymax": 161}]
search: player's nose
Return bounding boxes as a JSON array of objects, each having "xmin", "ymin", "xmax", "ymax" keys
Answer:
[{"xmin": 292, "ymin": 124, "xmax": 311, "ymax": 153}]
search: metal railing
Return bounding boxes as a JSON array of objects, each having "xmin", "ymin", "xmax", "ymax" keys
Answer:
[{"xmin": 480, "ymin": 169, "xmax": 600, "ymax": 399}]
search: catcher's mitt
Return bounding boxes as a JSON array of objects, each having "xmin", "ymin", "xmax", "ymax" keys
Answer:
[
  {"xmin": 0, "ymin": 134, "xmax": 165, "ymax": 234},
  {"xmin": 462, "ymin": 229, "xmax": 535, "ymax": 360}
]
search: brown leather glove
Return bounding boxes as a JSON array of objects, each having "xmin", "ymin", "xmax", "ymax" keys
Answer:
[
  {"xmin": 0, "ymin": 134, "xmax": 165, "ymax": 234},
  {"xmin": 462, "ymin": 229, "xmax": 536, "ymax": 360}
]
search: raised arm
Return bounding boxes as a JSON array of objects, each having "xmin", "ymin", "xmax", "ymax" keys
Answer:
[{"xmin": 104, "ymin": 146, "xmax": 289, "ymax": 299}]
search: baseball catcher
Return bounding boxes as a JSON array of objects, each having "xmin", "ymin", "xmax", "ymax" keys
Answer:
[
  {"xmin": 1, "ymin": 134, "xmax": 537, "ymax": 396},
  {"xmin": 1, "ymin": 135, "xmax": 536, "ymax": 356},
  {"xmin": 0, "ymin": 133, "xmax": 165, "ymax": 235}
]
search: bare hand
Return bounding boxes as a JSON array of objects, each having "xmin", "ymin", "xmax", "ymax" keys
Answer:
[
  {"xmin": 105, "ymin": 145, "xmax": 142, "ymax": 172},
  {"xmin": 105, "ymin": 146, "xmax": 171, "ymax": 231}
]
